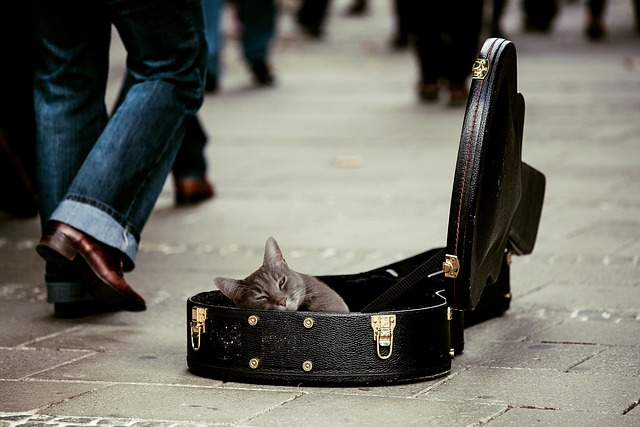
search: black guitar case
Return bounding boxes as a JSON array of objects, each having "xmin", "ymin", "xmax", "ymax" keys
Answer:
[{"xmin": 186, "ymin": 38, "xmax": 546, "ymax": 385}]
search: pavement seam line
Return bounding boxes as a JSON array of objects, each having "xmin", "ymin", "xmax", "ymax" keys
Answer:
[
  {"xmin": 15, "ymin": 325, "xmax": 85, "ymax": 348},
  {"xmin": 562, "ymin": 345, "xmax": 609, "ymax": 373},
  {"xmin": 233, "ymin": 392, "xmax": 306, "ymax": 426},
  {"xmin": 17, "ymin": 349, "xmax": 97, "ymax": 381},
  {"xmin": 472, "ymin": 404, "xmax": 512, "ymax": 427},
  {"xmin": 4, "ymin": 378, "xmax": 227, "ymax": 389},
  {"xmin": 622, "ymin": 399, "xmax": 640, "ymax": 415},
  {"xmin": 409, "ymin": 367, "xmax": 468, "ymax": 398}
]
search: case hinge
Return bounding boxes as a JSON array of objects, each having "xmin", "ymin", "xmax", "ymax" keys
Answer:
[
  {"xmin": 443, "ymin": 254, "xmax": 460, "ymax": 279},
  {"xmin": 371, "ymin": 314, "xmax": 396, "ymax": 360},
  {"xmin": 190, "ymin": 306, "xmax": 208, "ymax": 351}
]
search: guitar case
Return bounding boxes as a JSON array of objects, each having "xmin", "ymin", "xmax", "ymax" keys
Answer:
[{"xmin": 186, "ymin": 38, "xmax": 546, "ymax": 385}]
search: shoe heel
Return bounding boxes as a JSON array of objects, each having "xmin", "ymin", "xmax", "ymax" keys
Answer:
[{"xmin": 37, "ymin": 229, "xmax": 78, "ymax": 265}]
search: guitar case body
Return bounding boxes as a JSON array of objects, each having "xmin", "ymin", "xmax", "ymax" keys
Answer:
[{"xmin": 187, "ymin": 38, "xmax": 546, "ymax": 385}]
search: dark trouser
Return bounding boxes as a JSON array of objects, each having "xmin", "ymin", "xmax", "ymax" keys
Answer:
[
  {"xmin": 297, "ymin": 0, "xmax": 331, "ymax": 32},
  {"xmin": 408, "ymin": 0, "xmax": 484, "ymax": 85}
]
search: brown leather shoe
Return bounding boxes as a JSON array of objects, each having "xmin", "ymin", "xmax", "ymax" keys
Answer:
[
  {"xmin": 418, "ymin": 81, "xmax": 439, "ymax": 102},
  {"xmin": 174, "ymin": 178, "xmax": 215, "ymax": 205},
  {"xmin": 448, "ymin": 83, "xmax": 468, "ymax": 107},
  {"xmin": 37, "ymin": 221, "xmax": 146, "ymax": 312}
]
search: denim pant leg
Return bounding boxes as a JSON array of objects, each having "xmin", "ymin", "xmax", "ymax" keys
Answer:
[
  {"xmin": 236, "ymin": 0, "xmax": 278, "ymax": 63},
  {"xmin": 33, "ymin": 5, "xmax": 111, "ymax": 228},
  {"xmin": 33, "ymin": 3, "xmax": 113, "ymax": 303},
  {"xmin": 114, "ymin": 74, "xmax": 209, "ymax": 187},
  {"xmin": 203, "ymin": 0, "xmax": 223, "ymax": 79},
  {"xmin": 33, "ymin": 0, "xmax": 206, "ymax": 286}
]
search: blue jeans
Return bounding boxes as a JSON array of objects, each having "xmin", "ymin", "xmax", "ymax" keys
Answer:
[
  {"xmin": 203, "ymin": 0, "xmax": 277, "ymax": 79},
  {"xmin": 115, "ymin": 75, "xmax": 209, "ymax": 180},
  {"xmin": 32, "ymin": 0, "xmax": 207, "ymax": 302}
]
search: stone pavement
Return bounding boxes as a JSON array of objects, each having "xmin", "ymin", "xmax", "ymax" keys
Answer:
[{"xmin": 1, "ymin": 0, "xmax": 639, "ymax": 425}]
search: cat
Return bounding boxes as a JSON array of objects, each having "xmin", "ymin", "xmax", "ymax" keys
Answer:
[{"xmin": 214, "ymin": 237, "xmax": 349, "ymax": 312}]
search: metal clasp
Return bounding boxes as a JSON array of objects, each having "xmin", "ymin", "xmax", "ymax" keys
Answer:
[
  {"xmin": 443, "ymin": 254, "xmax": 460, "ymax": 278},
  {"xmin": 371, "ymin": 314, "xmax": 397, "ymax": 360},
  {"xmin": 190, "ymin": 306, "xmax": 208, "ymax": 351}
]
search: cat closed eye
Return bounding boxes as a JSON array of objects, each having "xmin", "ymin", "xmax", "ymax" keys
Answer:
[{"xmin": 278, "ymin": 278, "xmax": 286, "ymax": 288}]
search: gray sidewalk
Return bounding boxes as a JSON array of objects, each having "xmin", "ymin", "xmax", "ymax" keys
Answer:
[{"xmin": 1, "ymin": 0, "xmax": 639, "ymax": 425}]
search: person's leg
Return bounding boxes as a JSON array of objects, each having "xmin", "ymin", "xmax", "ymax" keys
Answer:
[
  {"xmin": 346, "ymin": 0, "xmax": 367, "ymax": 16},
  {"xmin": 32, "ymin": 1, "xmax": 114, "ymax": 315},
  {"xmin": 172, "ymin": 117, "xmax": 215, "ymax": 205},
  {"xmin": 585, "ymin": 0, "xmax": 606, "ymax": 40},
  {"xmin": 0, "ymin": 2, "xmax": 38, "ymax": 218},
  {"xmin": 408, "ymin": 1, "xmax": 445, "ymax": 101},
  {"xmin": 296, "ymin": 0, "xmax": 331, "ymax": 39},
  {"xmin": 236, "ymin": 0, "xmax": 277, "ymax": 86},
  {"xmin": 172, "ymin": 118, "xmax": 208, "ymax": 181},
  {"xmin": 116, "ymin": 75, "xmax": 214, "ymax": 206},
  {"xmin": 33, "ymin": 2, "xmax": 111, "ymax": 230},
  {"xmin": 47, "ymin": 0, "xmax": 206, "ymax": 266},
  {"xmin": 491, "ymin": 0, "xmax": 507, "ymax": 38},
  {"xmin": 445, "ymin": 0, "xmax": 484, "ymax": 105},
  {"xmin": 523, "ymin": 0, "xmax": 557, "ymax": 32},
  {"xmin": 33, "ymin": 0, "xmax": 206, "ymax": 313},
  {"xmin": 390, "ymin": 0, "xmax": 410, "ymax": 49},
  {"xmin": 203, "ymin": 0, "xmax": 223, "ymax": 91}
]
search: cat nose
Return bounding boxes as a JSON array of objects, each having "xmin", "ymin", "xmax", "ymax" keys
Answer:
[{"xmin": 277, "ymin": 297, "xmax": 287, "ymax": 307}]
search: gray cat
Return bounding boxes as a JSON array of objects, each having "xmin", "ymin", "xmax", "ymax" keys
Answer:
[{"xmin": 214, "ymin": 237, "xmax": 349, "ymax": 312}]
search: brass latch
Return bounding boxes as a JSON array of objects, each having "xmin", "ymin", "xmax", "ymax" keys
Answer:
[
  {"xmin": 371, "ymin": 314, "xmax": 396, "ymax": 360},
  {"xmin": 190, "ymin": 306, "xmax": 208, "ymax": 351},
  {"xmin": 443, "ymin": 254, "xmax": 460, "ymax": 279},
  {"xmin": 472, "ymin": 58, "xmax": 489, "ymax": 79}
]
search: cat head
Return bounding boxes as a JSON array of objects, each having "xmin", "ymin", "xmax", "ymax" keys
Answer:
[{"xmin": 214, "ymin": 237, "xmax": 306, "ymax": 311}]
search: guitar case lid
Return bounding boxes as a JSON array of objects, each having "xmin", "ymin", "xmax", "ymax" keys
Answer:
[{"xmin": 445, "ymin": 38, "xmax": 545, "ymax": 311}]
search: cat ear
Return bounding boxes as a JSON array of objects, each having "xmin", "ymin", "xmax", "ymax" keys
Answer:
[
  {"xmin": 214, "ymin": 277, "xmax": 243, "ymax": 303},
  {"xmin": 264, "ymin": 236, "xmax": 287, "ymax": 267}
]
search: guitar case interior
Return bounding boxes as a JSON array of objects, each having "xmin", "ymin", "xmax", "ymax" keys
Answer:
[{"xmin": 186, "ymin": 38, "xmax": 546, "ymax": 385}]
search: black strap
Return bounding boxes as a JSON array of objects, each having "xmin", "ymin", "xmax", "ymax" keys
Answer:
[{"xmin": 360, "ymin": 248, "xmax": 447, "ymax": 313}]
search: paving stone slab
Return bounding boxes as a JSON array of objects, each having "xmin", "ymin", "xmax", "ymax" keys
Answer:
[
  {"xmin": 0, "ymin": 300, "xmax": 87, "ymax": 348},
  {"xmin": 216, "ymin": 365, "xmax": 467, "ymax": 400},
  {"xmin": 511, "ymin": 257, "xmax": 640, "ymax": 290},
  {"xmin": 514, "ymin": 281, "xmax": 640, "ymax": 314},
  {"xmin": 218, "ymin": 381, "xmax": 431, "ymax": 400},
  {"xmin": 0, "ymin": 413, "xmax": 211, "ymax": 427},
  {"xmin": 0, "ymin": 380, "xmax": 107, "ymax": 413},
  {"xmin": 40, "ymin": 383, "xmax": 302, "ymax": 425},
  {"xmin": 422, "ymin": 367, "xmax": 640, "ymax": 414},
  {"xmin": 0, "ymin": 246, "xmax": 44, "ymax": 285},
  {"xmin": 463, "ymin": 312, "xmax": 563, "ymax": 344},
  {"xmin": 23, "ymin": 322, "xmax": 217, "ymax": 386},
  {"xmin": 245, "ymin": 392, "xmax": 507, "ymax": 427},
  {"xmin": 32, "ymin": 347, "xmax": 218, "ymax": 387},
  {"xmin": 456, "ymin": 341, "xmax": 601, "ymax": 371},
  {"xmin": 27, "ymin": 322, "xmax": 177, "ymax": 352},
  {"xmin": 0, "ymin": 0, "xmax": 639, "ymax": 425},
  {"xmin": 0, "ymin": 348, "xmax": 93, "ymax": 380},
  {"xmin": 485, "ymin": 407, "xmax": 640, "ymax": 427},
  {"xmin": 568, "ymin": 345, "xmax": 640, "ymax": 376},
  {"xmin": 530, "ymin": 317, "xmax": 640, "ymax": 346}
]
